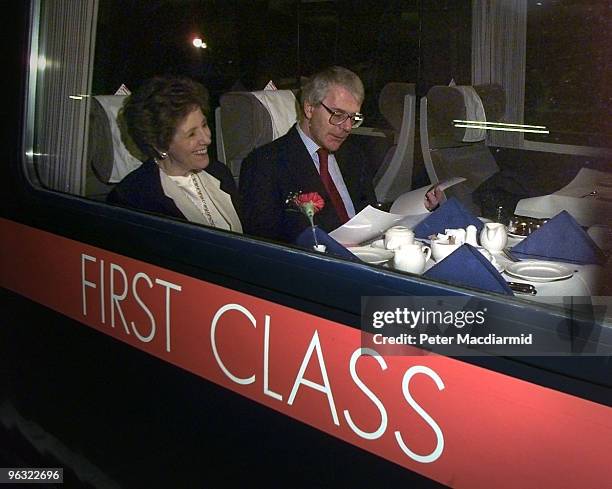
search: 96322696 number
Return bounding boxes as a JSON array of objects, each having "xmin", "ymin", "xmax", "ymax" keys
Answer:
[{"xmin": 0, "ymin": 468, "xmax": 63, "ymax": 484}]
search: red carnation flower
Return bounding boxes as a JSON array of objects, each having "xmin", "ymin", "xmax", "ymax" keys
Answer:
[{"xmin": 293, "ymin": 192, "xmax": 325, "ymax": 220}]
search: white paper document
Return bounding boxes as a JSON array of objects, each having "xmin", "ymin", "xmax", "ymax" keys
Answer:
[
  {"xmin": 329, "ymin": 177, "xmax": 466, "ymax": 245},
  {"xmin": 389, "ymin": 177, "xmax": 466, "ymax": 215},
  {"xmin": 329, "ymin": 205, "xmax": 406, "ymax": 245},
  {"xmin": 515, "ymin": 168, "xmax": 612, "ymax": 227}
]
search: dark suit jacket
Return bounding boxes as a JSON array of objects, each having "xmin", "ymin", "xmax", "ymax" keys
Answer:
[
  {"xmin": 107, "ymin": 159, "xmax": 241, "ymax": 221},
  {"xmin": 239, "ymin": 125, "xmax": 377, "ymax": 242}
]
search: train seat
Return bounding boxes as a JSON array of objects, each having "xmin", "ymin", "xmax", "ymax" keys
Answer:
[
  {"xmin": 420, "ymin": 84, "xmax": 505, "ymax": 214},
  {"xmin": 215, "ymin": 90, "xmax": 299, "ymax": 184},
  {"xmin": 372, "ymin": 82, "xmax": 416, "ymax": 203},
  {"xmin": 86, "ymin": 95, "xmax": 143, "ymax": 199}
]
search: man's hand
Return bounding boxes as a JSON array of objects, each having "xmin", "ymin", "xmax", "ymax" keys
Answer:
[{"xmin": 425, "ymin": 186, "xmax": 443, "ymax": 211}]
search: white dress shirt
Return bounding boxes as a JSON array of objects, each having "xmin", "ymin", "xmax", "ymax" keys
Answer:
[{"xmin": 296, "ymin": 124, "xmax": 356, "ymax": 218}]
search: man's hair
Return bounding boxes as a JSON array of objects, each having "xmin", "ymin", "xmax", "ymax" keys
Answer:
[
  {"xmin": 300, "ymin": 66, "xmax": 364, "ymax": 109},
  {"xmin": 120, "ymin": 75, "xmax": 209, "ymax": 160}
]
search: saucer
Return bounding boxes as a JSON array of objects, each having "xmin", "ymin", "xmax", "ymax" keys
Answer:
[
  {"xmin": 348, "ymin": 246, "xmax": 394, "ymax": 264},
  {"xmin": 507, "ymin": 232, "xmax": 527, "ymax": 241},
  {"xmin": 370, "ymin": 239, "xmax": 388, "ymax": 250},
  {"xmin": 505, "ymin": 261, "xmax": 573, "ymax": 282}
]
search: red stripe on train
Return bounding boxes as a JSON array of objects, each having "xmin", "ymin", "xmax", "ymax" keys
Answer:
[{"xmin": 1, "ymin": 217, "xmax": 611, "ymax": 488}]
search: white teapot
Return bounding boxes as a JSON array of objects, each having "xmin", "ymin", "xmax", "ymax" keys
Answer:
[
  {"xmin": 480, "ymin": 223, "xmax": 508, "ymax": 252},
  {"xmin": 384, "ymin": 226, "xmax": 415, "ymax": 250},
  {"xmin": 393, "ymin": 243, "xmax": 431, "ymax": 274}
]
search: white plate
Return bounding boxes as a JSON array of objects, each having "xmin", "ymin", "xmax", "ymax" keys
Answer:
[
  {"xmin": 505, "ymin": 261, "xmax": 573, "ymax": 282},
  {"xmin": 349, "ymin": 246, "xmax": 394, "ymax": 264},
  {"xmin": 370, "ymin": 239, "xmax": 388, "ymax": 250},
  {"xmin": 507, "ymin": 232, "xmax": 527, "ymax": 241},
  {"xmin": 386, "ymin": 258, "xmax": 436, "ymax": 272},
  {"xmin": 372, "ymin": 237, "xmax": 431, "ymax": 248}
]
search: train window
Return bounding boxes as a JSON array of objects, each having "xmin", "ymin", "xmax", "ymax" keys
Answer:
[
  {"xmin": 524, "ymin": 0, "xmax": 611, "ymax": 148},
  {"xmin": 25, "ymin": 0, "xmax": 98, "ymax": 196},
  {"xmin": 23, "ymin": 0, "xmax": 609, "ymax": 299}
]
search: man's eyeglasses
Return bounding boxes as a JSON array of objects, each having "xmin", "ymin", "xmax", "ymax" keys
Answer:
[{"xmin": 320, "ymin": 102, "xmax": 364, "ymax": 128}]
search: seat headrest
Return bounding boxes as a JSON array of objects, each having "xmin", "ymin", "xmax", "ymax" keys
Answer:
[
  {"xmin": 379, "ymin": 82, "xmax": 416, "ymax": 133},
  {"xmin": 426, "ymin": 84, "xmax": 505, "ymax": 149},
  {"xmin": 88, "ymin": 95, "xmax": 143, "ymax": 183},
  {"xmin": 250, "ymin": 90, "xmax": 298, "ymax": 139},
  {"xmin": 219, "ymin": 90, "xmax": 298, "ymax": 162}
]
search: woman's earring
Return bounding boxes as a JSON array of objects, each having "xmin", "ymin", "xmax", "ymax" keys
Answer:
[{"xmin": 159, "ymin": 151, "xmax": 168, "ymax": 160}]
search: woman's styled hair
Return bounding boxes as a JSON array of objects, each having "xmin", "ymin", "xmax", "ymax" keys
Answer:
[
  {"xmin": 120, "ymin": 76, "xmax": 209, "ymax": 160},
  {"xmin": 300, "ymin": 66, "xmax": 365, "ymax": 108}
]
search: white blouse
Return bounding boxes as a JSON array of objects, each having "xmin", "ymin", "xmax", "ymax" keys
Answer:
[{"xmin": 158, "ymin": 169, "xmax": 242, "ymax": 233}]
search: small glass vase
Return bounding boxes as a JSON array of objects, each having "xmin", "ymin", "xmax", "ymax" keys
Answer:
[
  {"xmin": 310, "ymin": 224, "xmax": 319, "ymax": 246},
  {"xmin": 309, "ymin": 224, "xmax": 326, "ymax": 252}
]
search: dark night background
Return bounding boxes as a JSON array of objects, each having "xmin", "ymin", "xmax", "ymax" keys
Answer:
[
  {"xmin": 93, "ymin": 0, "xmax": 610, "ymax": 149},
  {"xmin": 93, "ymin": 0, "xmax": 472, "ymax": 126}
]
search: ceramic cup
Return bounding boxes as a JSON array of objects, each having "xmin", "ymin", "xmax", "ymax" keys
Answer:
[
  {"xmin": 384, "ymin": 226, "xmax": 415, "ymax": 250},
  {"xmin": 431, "ymin": 238, "xmax": 461, "ymax": 262}
]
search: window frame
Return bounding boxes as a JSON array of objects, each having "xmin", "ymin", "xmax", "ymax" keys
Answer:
[{"xmin": 19, "ymin": 0, "xmax": 610, "ymax": 327}]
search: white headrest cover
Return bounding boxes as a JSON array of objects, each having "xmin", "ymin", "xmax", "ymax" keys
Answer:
[
  {"xmin": 250, "ymin": 90, "xmax": 298, "ymax": 140},
  {"xmin": 452, "ymin": 86, "xmax": 487, "ymax": 142},
  {"xmin": 93, "ymin": 95, "xmax": 143, "ymax": 183}
]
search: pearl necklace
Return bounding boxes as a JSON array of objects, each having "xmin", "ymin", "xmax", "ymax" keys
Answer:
[{"xmin": 190, "ymin": 173, "xmax": 216, "ymax": 226}]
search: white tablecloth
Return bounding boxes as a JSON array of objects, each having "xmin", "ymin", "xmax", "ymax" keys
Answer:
[{"xmin": 515, "ymin": 168, "xmax": 612, "ymax": 227}]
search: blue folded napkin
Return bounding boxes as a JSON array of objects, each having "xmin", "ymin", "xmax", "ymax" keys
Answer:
[
  {"xmin": 424, "ymin": 244, "xmax": 513, "ymax": 295},
  {"xmin": 295, "ymin": 226, "xmax": 359, "ymax": 261},
  {"xmin": 510, "ymin": 210, "xmax": 606, "ymax": 265},
  {"xmin": 413, "ymin": 197, "xmax": 484, "ymax": 239}
]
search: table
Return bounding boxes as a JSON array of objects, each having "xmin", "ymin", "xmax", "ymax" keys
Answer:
[{"xmin": 494, "ymin": 235, "xmax": 602, "ymax": 298}]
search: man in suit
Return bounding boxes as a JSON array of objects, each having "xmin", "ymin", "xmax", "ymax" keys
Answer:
[{"xmin": 239, "ymin": 66, "xmax": 439, "ymax": 243}]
